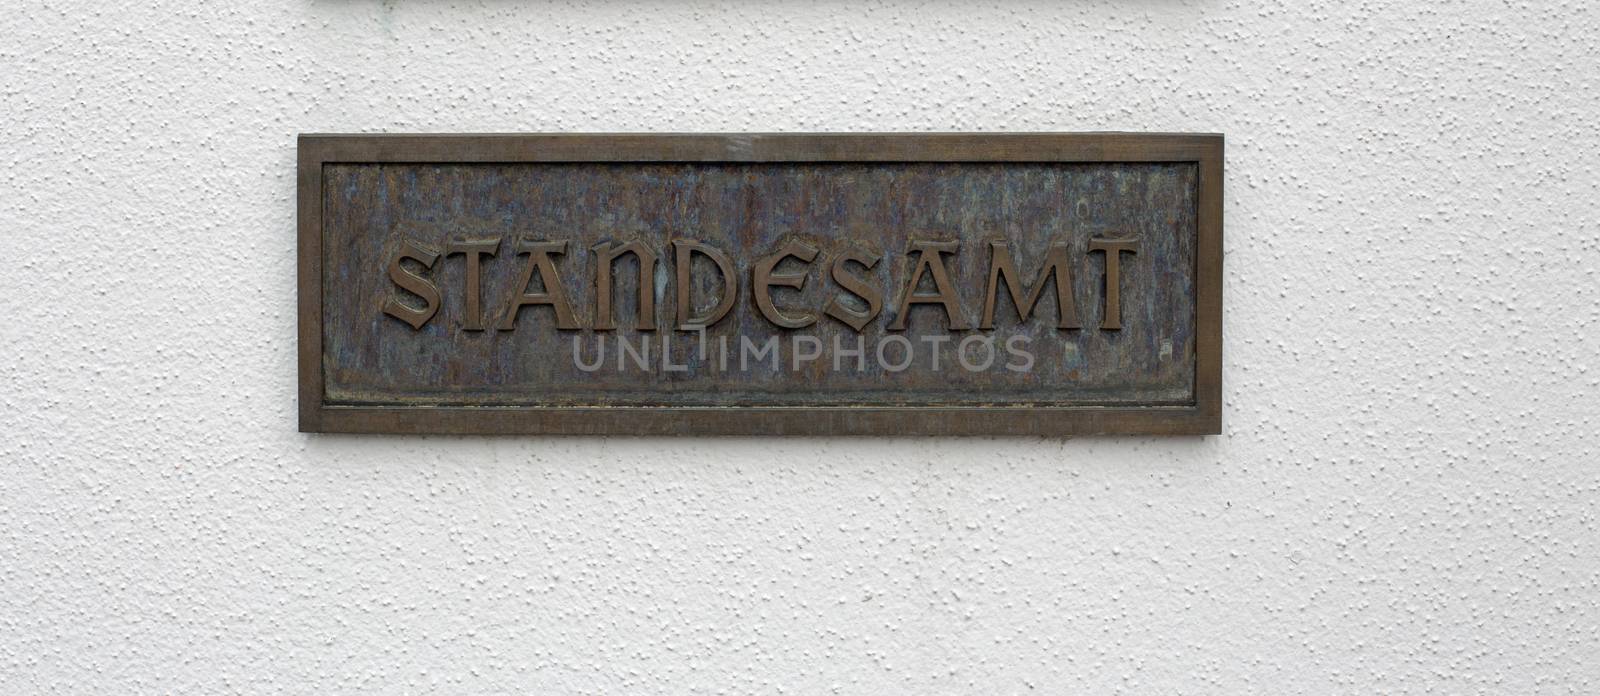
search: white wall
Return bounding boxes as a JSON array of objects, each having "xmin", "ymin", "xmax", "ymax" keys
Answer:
[{"xmin": 4, "ymin": 1, "xmax": 1598, "ymax": 692}]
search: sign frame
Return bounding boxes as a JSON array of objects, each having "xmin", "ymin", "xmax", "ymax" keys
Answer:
[{"xmin": 298, "ymin": 133, "xmax": 1223, "ymax": 436}]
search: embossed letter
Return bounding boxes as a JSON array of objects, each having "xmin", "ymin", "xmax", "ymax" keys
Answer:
[
  {"xmin": 1088, "ymin": 237, "xmax": 1139, "ymax": 330},
  {"xmin": 823, "ymin": 248, "xmax": 883, "ymax": 332},
  {"xmin": 382, "ymin": 239, "xmax": 441, "ymax": 330},
  {"xmin": 445, "ymin": 238, "xmax": 501, "ymax": 331},
  {"xmin": 593, "ymin": 241, "xmax": 658, "ymax": 331},
  {"xmin": 890, "ymin": 240, "xmax": 970, "ymax": 330},
  {"xmin": 981, "ymin": 241, "xmax": 1079, "ymax": 330},
  {"xmin": 753, "ymin": 239, "xmax": 820, "ymax": 329},
  {"xmin": 673, "ymin": 239, "xmax": 737, "ymax": 330},
  {"xmin": 499, "ymin": 240, "xmax": 580, "ymax": 331}
]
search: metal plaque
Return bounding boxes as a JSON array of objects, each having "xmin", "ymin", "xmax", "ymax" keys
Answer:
[{"xmin": 298, "ymin": 133, "xmax": 1222, "ymax": 435}]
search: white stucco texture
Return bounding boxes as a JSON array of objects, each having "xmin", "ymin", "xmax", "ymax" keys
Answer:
[{"xmin": 4, "ymin": 0, "xmax": 1599, "ymax": 693}]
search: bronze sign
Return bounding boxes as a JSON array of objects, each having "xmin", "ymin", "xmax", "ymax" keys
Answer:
[{"xmin": 298, "ymin": 133, "xmax": 1222, "ymax": 435}]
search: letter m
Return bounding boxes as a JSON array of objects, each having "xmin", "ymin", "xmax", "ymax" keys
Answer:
[
  {"xmin": 981, "ymin": 241, "xmax": 1081, "ymax": 329},
  {"xmin": 739, "ymin": 335, "xmax": 780, "ymax": 371}
]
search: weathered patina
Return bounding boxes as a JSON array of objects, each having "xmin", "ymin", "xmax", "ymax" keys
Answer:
[{"xmin": 298, "ymin": 133, "xmax": 1222, "ymax": 435}]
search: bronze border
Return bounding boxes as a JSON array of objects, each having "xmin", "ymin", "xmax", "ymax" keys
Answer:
[{"xmin": 297, "ymin": 133, "xmax": 1223, "ymax": 436}]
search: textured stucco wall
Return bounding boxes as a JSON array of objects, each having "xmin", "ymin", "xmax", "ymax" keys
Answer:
[{"xmin": 3, "ymin": 1, "xmax": 1598, "ymax": 693}]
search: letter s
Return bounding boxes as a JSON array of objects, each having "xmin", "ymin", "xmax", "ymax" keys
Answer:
[
  {"xmin": 382, "ymin": 239, "xmax": 442, "ymax": 330},
  {"xmin": 1004, "ymin": 334, "xmax": 1034, "ymax": 373}
]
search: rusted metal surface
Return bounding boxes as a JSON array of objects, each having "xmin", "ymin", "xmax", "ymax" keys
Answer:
[{"xmin": 298, "ymin": 133, "xmax": 1223, "ymax": 435}]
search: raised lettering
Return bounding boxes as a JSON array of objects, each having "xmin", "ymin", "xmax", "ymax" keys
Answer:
[
  {"xmin": 981, "ymin": 241, "xmax": 1080, "ymax": 330},
  {"xmin": 382, "ymin": 239, "xmax": 441, "ymax": 330},
  {"xmin": 593, "ymin": 240, "xmax": 657, "ymax": 331},
  {"xmin": 890, "ymin": 240, "xmax": 970, "ymax": 330},
  {"xmin": 823, "ymin": 247, "xmax": 883, "ymax": 332},
  {"xmin": 1088, "ymin": 237, "xmax": 1139, "ymax": 330},
  {"xmin": 499, "ymin": 240, "xmax": 580, "ymax": 331},
  {"xmin": 673, "ymin": 239, "xmax": 737, "ymax": 330},
  {"xmin": 445, "ymin": 238, "xmax": 501, "ymax": 331},
  {"xmin": 753, "ymin": 239, "xmax": 820, "ymax": 329}
]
